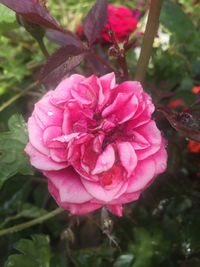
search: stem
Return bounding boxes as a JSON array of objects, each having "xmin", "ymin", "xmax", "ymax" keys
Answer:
[
  {"xmin": 0, "ymin": 82, "xmax": 38, "ymax": 113},
  {"xmin": 38, "ymin": 39, "xmax": 49, "ymax": 59},
  {"xmin": 118, "ymin": 54, "xmax": 129, "ymax": 80},
  {"xmin": 135, "ymin": 0, "xmax": 163, "ymax": 84},
  {"xmin": 0, "ymin": 208, "xmax": 64, "ymax": 236}
]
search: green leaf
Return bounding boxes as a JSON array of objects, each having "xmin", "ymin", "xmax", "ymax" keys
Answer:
[
  {"xmin": 7, "ymin": 114, "xmax": 28, "ymax": 144},
  {"xmin": 4, "ymin": 235, "xmax": 51, "ymax": 267},
  {"xmin": 0, "ymin": 4, "xmax": 15, "ymax": 23},
  {"xmin": 129, "ymin": 228, "xmax": 168, "ymax": 267},
  {"xmin": 0, "ymin": 114, "xmax": 33, "ymax": 189},
  {"xmin": 0, "ymin": 5, "xmax": 18, "ymax": 33},
  {"xmin": 160, "ymin": 0, "xmax": 196, "ymax": 41},
  {"xmin": 114, "ymin": 254, "xmax": 134, "ymax": 267}
]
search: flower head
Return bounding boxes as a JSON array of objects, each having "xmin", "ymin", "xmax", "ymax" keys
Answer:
[
  {"xmin": 102, "ymin": 5, "xmax": 139, "ymax": 42},
  {"xmin": 77, "ymin": 4, "xmax": 140, "ymax": 43},
  {"xmin": 25, "ymin": 73, "xmax": 167, "ymax": 216}
]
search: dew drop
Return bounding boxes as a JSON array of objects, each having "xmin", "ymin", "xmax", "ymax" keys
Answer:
[{"xmin": 47, "ymin": 111, "xmax": 54, "ymax": 116}]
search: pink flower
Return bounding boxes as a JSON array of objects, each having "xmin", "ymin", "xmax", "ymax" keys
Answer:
[{"xmin": 25, "ymin": 73, "xmax": 167, "ymax": 216}]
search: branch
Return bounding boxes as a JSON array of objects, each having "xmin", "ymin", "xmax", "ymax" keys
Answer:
[
  {"xmin": 134, "ymin": 0, "xmax": 163, "ymax": 84},
  {"xmin": 0, "ymin": 82, "xmax": 38, "ymax": 113},
  {"xmin": 0, "ymin": 208, "xmax": 64, "ymax": 236}
]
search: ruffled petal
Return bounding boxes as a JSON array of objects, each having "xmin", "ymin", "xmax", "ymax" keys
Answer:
[
  {"xmin": 92, "ymin": 144, "xmax": 115, "ymax": 175},
  {"xmin": 43, "ymin": 126, "xmax": 63, "ymax": 148},
  {"xmin": 46, "ymin": 168, "xmax": 93, "ymax": 203},
  {"xmin": 27, "ymin": 116, "xmax": 49, "ymax": 155},
  {"xmin": 135, "ymin": 121, "xmax": 162, "ymax": 160},
  {"xmin": 34, "ymin": 91, "xmax": 63, "ymax": 129},
  {"xmin": 102, "ymin": 93, "xmax": 138, "ymax": 124},
  {"xmin": 51, "ymin": 74, "xmax": 84, "ymax": 106},
  {"xmin": 81, "ymin": 177, "xmax": 128, "ymax": 202},
  {"xmin": 25, "ymin": 143, "xmax": 67, "ymax": 171},
  {"xmin": 117, "ymin": 141, "xmax": 137, "ymax": 177},
  {"xmin": 127, "ymin": 159, "xmax": 155, "ymax": 193}
]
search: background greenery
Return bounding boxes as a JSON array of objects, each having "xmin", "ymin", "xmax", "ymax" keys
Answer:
[{"xmin": 0, "ymin": 0, "xmax": 200, "ymax": 266}]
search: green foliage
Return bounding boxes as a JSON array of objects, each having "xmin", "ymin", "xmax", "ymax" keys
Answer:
[
  {"xmin": 114, "ymin": 254, "xmax": 134, "ymax": 267},
  {"xmin": 0, "ymin": 36, "xmax": 30, "ymax": 95},
  {"xmin": 75, "ymin": 247, "xmax": 115, "ymax": 267},
  {"xmin": 129, "ymin": 228, "xmax": 168, "ymax": 267},
  {"xmin": 0, "ymin": 114, "xmax": 33, "ymax": 189},
  {"xmin": 4, "ymin": 235, "xmax": 51, "ymax": 267},
  {"xmin": 0, "ymin": 5, "xmax": 18, "ymax": 33},
  {"xmin": 0, "ymin": 5, "xmax": 15, "ymax": 23},
  {"xmin": 161, "ymin": 1, "xmax": 196, "ymax": 42}
]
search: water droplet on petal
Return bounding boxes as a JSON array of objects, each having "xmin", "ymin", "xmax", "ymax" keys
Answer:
[{"xmin": 47, "ymin": 111, "xmax": 54, "ymax": 116}]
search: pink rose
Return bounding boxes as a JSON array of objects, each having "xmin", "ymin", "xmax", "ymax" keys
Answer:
[{"xmin": 25, "ymin": 73, "xmax": 167, "ymax": 216}]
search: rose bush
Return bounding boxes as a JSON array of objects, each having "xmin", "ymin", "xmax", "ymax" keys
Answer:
[{"xmin": 25, "ymin": 73, "xmax": 167, "ymax": 216}]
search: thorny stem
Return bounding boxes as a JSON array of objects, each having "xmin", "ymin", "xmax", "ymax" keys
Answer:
[
  {"xmin": 135, "ymin": 0, "xmax": 163, "ymax": 84},
  {"xmin": 0, "ymin": 208, "xmax": 64, "ymax": 236},
  {"xmin": 0, "ymin": 82, "xmax": 38, "ymax": 113}
]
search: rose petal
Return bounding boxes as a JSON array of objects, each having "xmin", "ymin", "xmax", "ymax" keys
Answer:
[
  {"xmin": 46, "ymin": 168, "xmax": 93, "ymax": 203},
  {"xmin": 152, "ymin": 141, "xmax": 168, "ymax": 176},
  {"xmin": 135, "ymin": 121, "xmax": 162, "ymax": 160},
  {"xmin": 117, "ymin": 142, "xmax": 137, "ymax": 177},
  {"xmin": 81, "ymin": 177, "xmax": 128, "ymax": 202},
  {"xmin": 127, "ymin": 159, "xmax": 155, "ymax": 192},
  {"xmin": 43, "ymin": 126, "xmax": 63, "ymax": 148},
  {"xmin": 107, "ymin": 205, "xmax": 123, "ymax": 216},
  {"xmin": 25, "ymin": 143, "xmax": 67, "ymax": 171},
  {"xmin": 51, "ymin": 74, "xmax": 84, "ymax": 106},
  {"xmin": 102, "ymin": 93, "xmax": 138, "ymax": 123},
  {"xmin": 50, "ymin": 148, "xmax": 67, "ymax": 162},
  {"xmin": 27, "ymin": 116, "xmax": 49, "ymax": 155},
  {"xmin": 34, "ymin": 91, "xmax": 63, "ymax": 128},
  {"xmin": 91, "ymin": 144, "xmax": 115, "ymax": 175}
]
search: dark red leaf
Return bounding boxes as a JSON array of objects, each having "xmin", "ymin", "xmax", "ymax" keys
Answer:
[
  {"xmin": 45, "ymin": 29, "xmax": 84, "ymax": 48},
  {"xmin": 159, "ymin": 107, "xmax": 200, "ymax": 142},
  {"xmin": 83, "ymin": 0, "xmax": 108, "ymax": 45},
  {"xmin": 39, "ymin": 45, "xmax": 87, "ymax": 88},
  {"xmin": 0, "ymin": 0, "xmax": 62, "ymax": 31}
]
